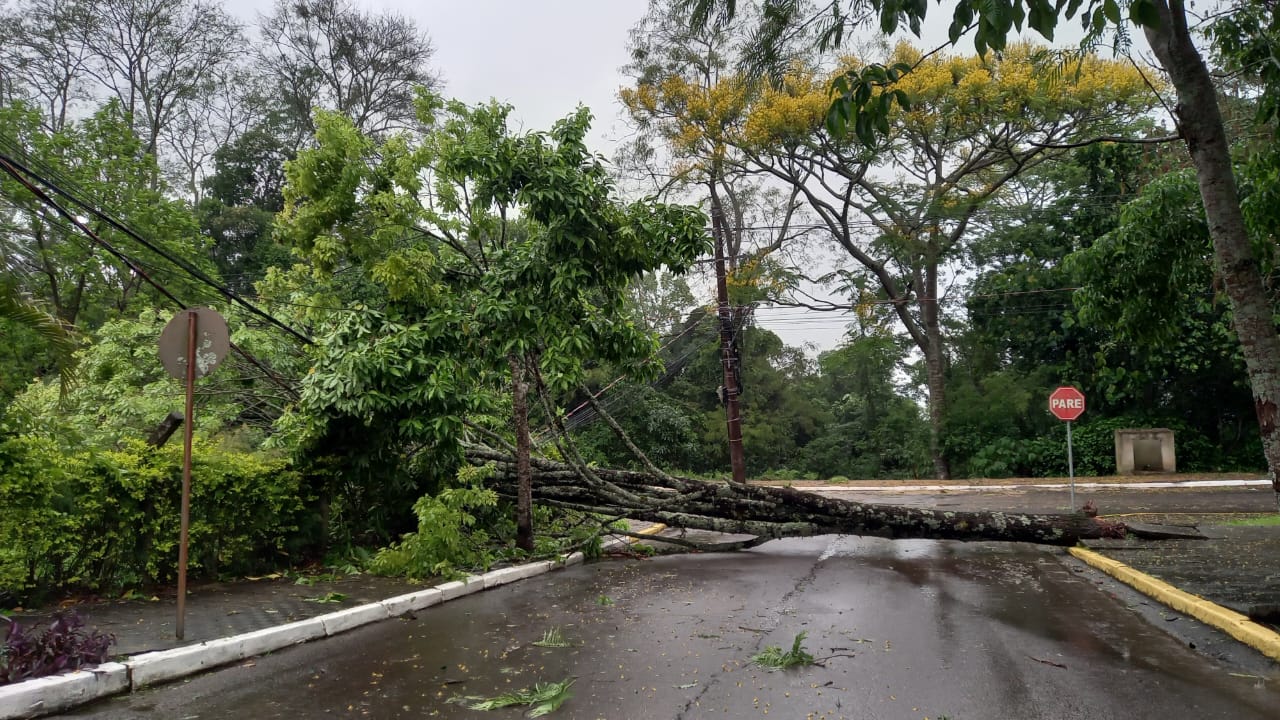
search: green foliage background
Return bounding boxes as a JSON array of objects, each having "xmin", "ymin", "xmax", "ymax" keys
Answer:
[{"xmin": 3, "ymin": 1, "xmax": 1278, "ymax": 604}]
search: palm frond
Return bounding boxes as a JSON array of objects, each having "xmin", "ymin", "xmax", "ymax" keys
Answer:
[
  {"xmin": 462, "ymin": 678, "xmax": 576, "ymax": 716},
  {"xmin": 0, "ymin": 289, "xmax": 79, "ymax": 396}
]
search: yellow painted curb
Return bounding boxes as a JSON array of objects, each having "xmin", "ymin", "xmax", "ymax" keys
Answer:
[
  {"xmin": 1069, "ymin": 547, "xmax": 1280, "ymax": 661},
  {"xmin": 634, "ymin": 523, "xmax": 667, "ymax": 537}
]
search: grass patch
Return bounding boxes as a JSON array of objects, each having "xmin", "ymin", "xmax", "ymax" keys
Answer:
[
  {"xmin": 531, "ymin": 626, "xmax": 573, "ymax": 648},
  {"xmin": 1224, "ymin": 514, "xmax": 1280, "ymax": 527},
  {"xmin": 461, "ymin": 678, "xmax": 575, "ymax": 716},
  {"xmin": 751, "ymin": 631, "xmax": 815, "ymax": 670}
]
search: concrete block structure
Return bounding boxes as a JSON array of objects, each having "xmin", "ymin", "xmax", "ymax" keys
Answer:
[{"xmin": 1115, "ymin": 429, "xmax": 1176, "ymax": 474}]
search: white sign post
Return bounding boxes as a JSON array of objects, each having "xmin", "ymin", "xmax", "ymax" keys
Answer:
[{"xmin": 1048, "ymin": 386, "xmax": 1086, "ymax": 510}]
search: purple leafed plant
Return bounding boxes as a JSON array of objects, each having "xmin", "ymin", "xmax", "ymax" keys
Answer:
[{"xmin": 1, "ymin": 610, "xmax": 115, "ymax": 685}]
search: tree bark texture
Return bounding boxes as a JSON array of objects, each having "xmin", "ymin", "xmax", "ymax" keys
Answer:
[
  {"xmin": 464, "ymin": 446, "xmax": 1127, "ymax": 547},
  {"xmin": 508, "ymin": 356, "xmax": 534, "ymax": 551},
  {"xmin": 1145, "ymin": 1, "xmax": 1280, "ymax": 507},
  {"xmin": 921, "ymin": 261, "xmax": 951, "ymax": 480}
]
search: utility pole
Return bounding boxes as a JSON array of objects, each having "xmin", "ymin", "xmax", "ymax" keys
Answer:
[{"xmin": 709, "ymin": 179, "xmax": 746, "ymax": 484}]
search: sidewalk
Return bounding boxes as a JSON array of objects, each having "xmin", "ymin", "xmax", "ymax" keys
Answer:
[
  {"xmin": 1073, "ymin": 521, "xmax": 1280, "ymax": 664},
  {"xmin": 1080, "ymin": 524, "xmax": 1280, "ymax": 624},
  {"xmin": 4, "ymin": 574, "xmax": 427, "ymax": 657},
  {"xmin": 0, "ymin": 526, "xmax": 672, "ymax": 719}
]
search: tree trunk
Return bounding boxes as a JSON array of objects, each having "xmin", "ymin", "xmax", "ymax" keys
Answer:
[
  {"xmin": 1146, "ymin": 2, "xmax": 1280, "ymax": 508},
  {"xmin": 921, "ymin": 262, "xmax": 951, "ymax": 480},
  {"xmin": 464, "ymin": 446, "xmax": 1135, "ymax": 547},
  {"xmin": 509, "ymin": 355, "xmax": 534, "ymax": 551}
]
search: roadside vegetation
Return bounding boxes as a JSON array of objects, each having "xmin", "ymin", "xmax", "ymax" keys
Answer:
[
  {"xmin": 1226, "ymin": 515, "xmax": 1280, "ymax": 527},
  {"xmin": 2, "ymin": 0, "xmax": 1277, "ymax": 610}
]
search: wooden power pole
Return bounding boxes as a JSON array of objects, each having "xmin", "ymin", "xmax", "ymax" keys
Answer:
[{"xmin": 709, "ymin": 181, "xmax": 746, "ymax": 484}]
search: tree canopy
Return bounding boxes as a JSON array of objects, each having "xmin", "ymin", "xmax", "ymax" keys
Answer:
[{"xmin": 2, "ymin": 0, "xmax": 1277, "ymax": 603}]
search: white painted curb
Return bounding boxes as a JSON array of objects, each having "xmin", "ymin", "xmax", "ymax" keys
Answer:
[
  {"xmin": 0, "ymin": 663, "xmax": 127, "ymax": 719},
  {"xmin": 437, "ymin": 574, "xmax": 485, "ymax": 601},
  {"xmin": 379, "ymin": 588, "xmax": 443, "ymax": 616},
  {"xmin": 235, "ymin": 617, "xmax": 328, "ymax": 658},
  {"xmin": 129, "ymin": 638, "xmax": 243, "ymax": 689},
  {"xmin": 483, "ymin": 560, "xmax": 554, "ymax": 589},
  {"xmin": 320, "ymin": 603, "xmax": 391, "ymax": 636},
  {"xmin": 0, "ymin": 545, "xmax": 602, "ymax": 719}
]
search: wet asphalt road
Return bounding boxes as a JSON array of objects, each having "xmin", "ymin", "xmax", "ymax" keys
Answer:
[{"xmin": 64, "ymin": 535, "xmax": 1280, "ymax": 720}]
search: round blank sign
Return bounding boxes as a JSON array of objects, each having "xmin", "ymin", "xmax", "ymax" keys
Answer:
[{"xmin": 158, "ymin": 308, "xmax": 230, "ymax": 380}]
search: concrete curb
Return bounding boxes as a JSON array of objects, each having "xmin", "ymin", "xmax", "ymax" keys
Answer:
[
  {"xmin": 0, "ymin": 664, "xmax": 128, "ymax": 719},
  {"xmin": 1069, "ymin": 547, "xmax": 1280, "ymax": 662},
  {"xmin": 0, "ymin": 527, "xmax": 668, "ymax": 720},
  {"xmin": 632, "ymin": 523, "xmax": 667, "ymax": 539}
]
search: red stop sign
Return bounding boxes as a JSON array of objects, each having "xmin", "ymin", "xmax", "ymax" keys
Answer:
[{"xmin": 1049, "ymin": 386, "xmax": 1085, "ymax": 421}]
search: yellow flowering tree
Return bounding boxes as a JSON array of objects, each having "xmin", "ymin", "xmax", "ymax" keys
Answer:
[
  {"xmin": 619, "ymin": 0, "xmax": 806, "ymax": 296},
  {"xmin": 733, "ymin": 42, "xmax": 1159, "ymax": 479}
]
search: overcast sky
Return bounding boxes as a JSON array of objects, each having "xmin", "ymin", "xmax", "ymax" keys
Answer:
[
  {"xmin": 221, "ymin": 1, "xmax": 1139, "ymax": 355},
  {"xmin": 226, "ymin": 0, "xmax": 651, "ymax": 156}
]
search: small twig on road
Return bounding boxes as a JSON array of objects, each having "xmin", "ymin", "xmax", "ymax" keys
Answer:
[
  {"xmin": 1028, "ymin": 655, "xmax": 1067, "ymax": 669},
  {"xmin": 811, "ymin": 652, "xmax": 857, "ymax": 666}
]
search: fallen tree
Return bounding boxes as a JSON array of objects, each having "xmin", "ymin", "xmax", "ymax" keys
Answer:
[{"xmin": 464, "ymin": 446, "xmax": 1144, "ymax": 548}]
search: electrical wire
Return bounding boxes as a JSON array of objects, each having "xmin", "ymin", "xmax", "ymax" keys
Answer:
[{"xmin": 0, "ymin": 143, "xmax": 313, "ymax": 345}]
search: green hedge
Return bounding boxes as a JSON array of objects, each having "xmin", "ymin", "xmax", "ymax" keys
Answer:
[
  {"xmin": 0, "ymin": 436, "xmax": 305, "ymax": 604},
  {"xmin": 961, "ymin": 415, "xmax": 1265, "ymax": 479}
]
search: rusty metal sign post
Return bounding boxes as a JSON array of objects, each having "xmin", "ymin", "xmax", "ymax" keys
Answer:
[{"xmin": 158, "ymin": 308, "xmax": 229, "ymax": 639}]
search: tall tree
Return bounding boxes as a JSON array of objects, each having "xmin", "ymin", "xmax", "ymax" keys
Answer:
[
  {"xmin": 256, "ymin": 0, "xmax": 440, "ymax": 139},
  {"xmin": 685, "ymin": 0, "xmax": 1280, "ymax": 500},
  {"xmin": 197, "ymin": 112, "xmax": 297, "ymax": 296},
  {"xmin": 0, "ymin": 101, "xmax": 208, "ymax": 328},
  {"xmin": 76, "ymin": 0, "xmax": 243, "ymax": 156},
  {"xmin": 0, "ymin": 0, "xmax": 94, "ymax": 133},
  {"xmin": 716, "ymin": 43, "xmax": 1153, "ymax": 478},
  {"xmin": 272, "ymin": 96, "xmax": 708, "ymax": 549},
  {"xmin": 622, "ymin": 0, "xmax": 817, "ymax": 482},
  {"xmin": 621, "ymin": 0, "xmax": 809, "ymax": 281}
]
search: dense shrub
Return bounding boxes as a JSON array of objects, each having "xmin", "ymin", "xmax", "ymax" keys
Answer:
[
  {"xmin": 1067, "ymin": 414, "xmax": 1263, "ymax": 476},
  {"xmin": 964, "ymin": 436, "xmax": 1062, "ymax": 478},
  {"xmin": 0, "ymin": 436, "xmax": 305, "ymax": 604},
  {"xmin": 369, "ymin": 465, "xmax": 500, "ymax": 581},
  {"xmin": 1, "ymin": 611, "xmax": 115, "ymax": 685}
]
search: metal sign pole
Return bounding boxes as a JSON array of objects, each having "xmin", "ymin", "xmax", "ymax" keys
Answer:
[
  {"xmin": 176, "ymin": 310, "xmax": 196, "ymax": 640},
  {"xmin": 1067, "ymin": 420, "xmax": 1076, "ymax": 511},
  {"xmin": 159, "ymin": 307, "xmax": 228, "ymax": 641}
]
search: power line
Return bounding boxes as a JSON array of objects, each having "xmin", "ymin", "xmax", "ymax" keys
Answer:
[
  {"xmin": 0, "ymin": 155, "xmax": 303, "ymax": 396},
  {"xmin": 0, "ymin": 144, "xmax": 313, "ymax": 345}
]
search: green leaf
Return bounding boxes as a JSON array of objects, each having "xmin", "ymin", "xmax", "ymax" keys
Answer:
[
  {"xmin": 1028, "ymin": 0, "xmax": 1056, "ymax": 40},
  {"xmin": 1128, "ymin": 0, "xmax": 1160, "ymax": 28},
  {"xmin": 1102, "ymin": 0, "xmax": 1121, "ymax": 25}
]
